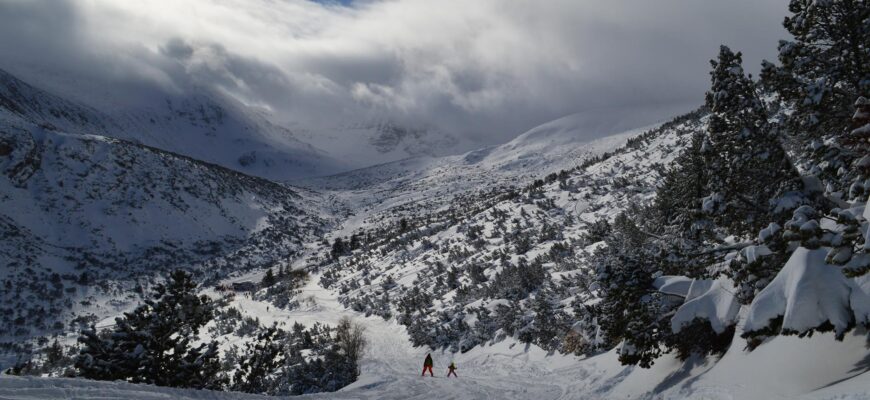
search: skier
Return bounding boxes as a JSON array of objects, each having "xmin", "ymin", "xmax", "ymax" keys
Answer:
[
  {"xmin": 447, "ymin": 361, "xmax": 458, "ymax": 377},
  {"xmin": 422, "ymin": 353, "xmax": 434, "ymax": 377}
]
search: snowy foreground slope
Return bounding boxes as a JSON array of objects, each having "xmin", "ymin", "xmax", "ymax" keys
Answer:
[{"xmin": 1, "ymin": 276, "xmax": 868, "ymax": 400}]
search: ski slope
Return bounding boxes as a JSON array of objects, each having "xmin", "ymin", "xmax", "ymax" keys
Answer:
[{"xmin": 3, "ymin": 272, "xmax": 869, "ymax": 399}]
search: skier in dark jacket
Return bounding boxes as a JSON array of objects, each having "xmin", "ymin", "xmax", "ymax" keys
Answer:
[
  {"xmin": 447, "ymin": 361, "xmax": 458, "ymax": 377},
  {"xmin": 422, "ymin": 353, "xmax": 434, "ymax": 377}
]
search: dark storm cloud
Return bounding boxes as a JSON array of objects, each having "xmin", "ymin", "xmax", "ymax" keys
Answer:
[
  {"xmin": 160, "ymin": 38, "xmax": 195, "ymax": 60},
  {"xmin": 0, "ymin": 0, "xmax": 791, "ymax": 150}
]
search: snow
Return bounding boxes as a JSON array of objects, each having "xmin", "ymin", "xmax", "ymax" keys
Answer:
[
  {"xmin": 742, "ymin": 244, "xmax": 774, "ymax": 264},
  {"xmin": 479, "ymin": 112, "xmax": 660, "ymax": 172},
  {"xmin": 2, "ymin": 276, "xmax": 870, "ymax": 399},
  {"xmin": 655, "ymin": 276, "xmax": 740, "ymax": 334},
  {"xmin": 744, "ymin": 247, "xmax": 870, "ymax": 336},
  {"xmin": 670, "ymin": 277, "xmax": 740, "ymax": 334},
  {"xmin": 0, "ymin": 68, "xmax": 346, "ymax": 181},
  {"xmin": 653, "ymin": 276, "xmax": 694, "ymax": 297}
]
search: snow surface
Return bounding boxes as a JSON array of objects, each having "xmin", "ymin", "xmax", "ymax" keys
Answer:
[
  {"xmin": 2, "ymin": 275, "xmax": 869, "ymax": 399},
  {"xmin": 745, "ymin": 247, "xmax": 870, "ymax": 336},
  {"xmin": 670, "ymin": 277, "xmax": 740, "ymax": 334},
  {"xmin": 654, "ymin": 276, "xmax": 694, "ymax": 297}
]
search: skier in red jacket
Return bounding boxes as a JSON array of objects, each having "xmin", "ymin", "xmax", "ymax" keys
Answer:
[{"xmin": 422, "ymin": 353, "xmax": 434, "ymax": 377}]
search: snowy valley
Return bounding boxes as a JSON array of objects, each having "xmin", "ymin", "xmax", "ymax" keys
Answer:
[{"xmin": 2, "ymin": 1, "xmax": 870, "ymax": 399}]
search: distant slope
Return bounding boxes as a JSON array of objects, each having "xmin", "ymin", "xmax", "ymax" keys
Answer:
[
  {"xmin": 294, "ymin": 119, "xmax": 469, "ymax": 170},
  {"xmin": 298, "ymin": 110, "xmax": 662, "ymax": 237},
  {"xmin": 0, "ymin": 68, "xmax": 346, "ymax": 181},
  {"xmin": 478, "ymin": 111, "xmax": 658, "ymax": 172}
]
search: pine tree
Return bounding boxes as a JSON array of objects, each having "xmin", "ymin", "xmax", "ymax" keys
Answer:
[
  {"xmin": 233, "ymin": 325, "xmax": 285, "ymax": 394},
  {"xmin": 44, "ymin": 339, "xmax": 66, "ymax": 370},
  {"xmin": 527, "ymin": 292, "xmax": 569, "ymax": 352},
  {"xmin": 704, "ymin": 45, "xmax": 799, "ymax": 237},
  {"xmin": 76, "ymin": 270, "xmax": 223, "ymax": 389},
  {"xmin": 651, "ymin": 131, "xmax": 721, "ymax": 280},
  {"xmin": 330, "ymin": 238, "xmax": 347, "ymax": 259},
  {"xmin": 594, "ymin": 210, "xmax": 670, "ymax": 367},
  {"xmin": 261, "ymin": 268, "xmax": 276, "ymax": 288},
  {"xmin": 654, "ymin": 132, "xmax": 711, "ymax": 238},
  {"xmin": 761, "ymin": 0, "xmax": 870, "ymax": 137}
]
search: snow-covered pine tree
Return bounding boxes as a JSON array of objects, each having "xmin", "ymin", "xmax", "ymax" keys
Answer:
[
  {"xmin": 741, "ymin": 99, "xmax": 870, "ymax": 343},
  {"xmin": 525, "ymin": 292, "xmax": 571, "ymax": 352},
  {"xmin": 76, "ymin": 270, "xmax": 223, "ymax": 389},
  {"xmin": 233, "ymin": 324, "xmax": 286, "ymax": 394},
  {"xmin": 650, "ymin": 131, "xmax": 723, "ymax": 281},
  {"xmin": 704, "ymin": 45, "xmax": 799, "ymax": 237},
  {"xmin": 761, "ymin": 0, "xmax": 870, "ymax": 137},
  {"xmin": 654, "ymin": 131, "xmax": 710, "ymax": 239},
  {"xmin": 594, "ymin": 210, "xmax": 676, "ymax": 367},
  {"xmin": 594, "ymin": 82, "xmax": 799, "ymax": 363},
  {"xmin": 261, "ymin": 267, "xmax": 276, "ymax": 288}
]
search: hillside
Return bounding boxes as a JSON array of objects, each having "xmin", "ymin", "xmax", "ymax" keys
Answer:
[
  {"xmin": 299, "ymin": 111, "xmax": 652, "ymax": 239},
  {"xmin": 313, "ymin": 109, "xmax": 703, "ymax": 353},
  {"xmin": 0, "ymin": 103, "xmax": 334, "ymax": 354},
  {"xmin": 2, "ymin": 0, "xmax": 870, "ymax": 398}
]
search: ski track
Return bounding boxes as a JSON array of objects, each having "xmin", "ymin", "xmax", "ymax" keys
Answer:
[{"xmin": 231, "ymin": 277, "xmax": 584, "ymax": 400}]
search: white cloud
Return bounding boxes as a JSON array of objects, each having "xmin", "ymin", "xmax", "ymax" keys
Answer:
[{"xmin": 0, "ymin": 0, "xmax": 790, "ymax": 148}]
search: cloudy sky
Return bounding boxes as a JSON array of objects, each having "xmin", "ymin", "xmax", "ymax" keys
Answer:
[{"xmin": 0, "ymin": 0, "xmax": 790, "ymax": 149}]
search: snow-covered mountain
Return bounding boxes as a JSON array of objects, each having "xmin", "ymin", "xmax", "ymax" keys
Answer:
[
  {"xmin": 0, "ymin": 66, "xmax": 475, "ymax": 178},
  {"xmin": 0, "ymin": 68, "xmax": 346, "ymax": 181},
  {"xmin": 1, "ymin": 60, "xmax": 868, "ymax": 400},
  {"xmin": 0, "ymin": 96, "xmax": 336, "ymax": 350},
  {"xmin": 3, "ymin": 0, "xmax": 870, "ymax": 396},
  {"xmin": 294, "ymin": 119, "xmax": 469, "ymax": 169},
  {"xmin": 298, "ymin": 110, "xmax": 656, "ymax": 238}
]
